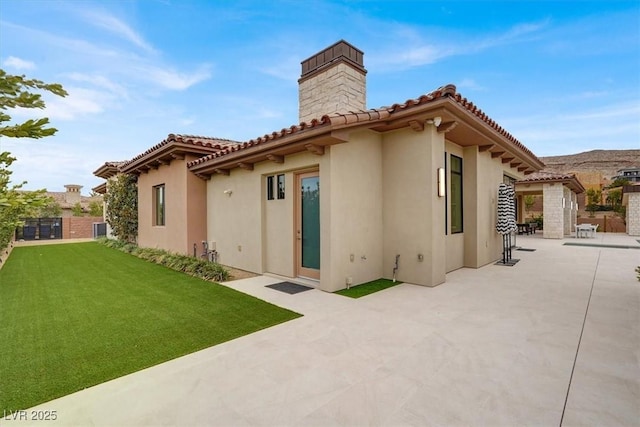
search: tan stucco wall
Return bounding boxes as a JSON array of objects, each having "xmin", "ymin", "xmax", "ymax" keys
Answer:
[
  {"xmin": 323, "ymin": 131, "xmax": 384, "ymax": 291},
  {"xmin": 207, "ymin": 151, "xmax": 325, "ymax": 277},
  {"xmin": 382, "ymin": 124, "xmax": 446, "ymax": 287},
  {"xmin": 137, "ymin": 155, "xmax": 207, "ymax": 255},
  {"xmin": 203, "ymin": 124, "xmax": 533, "ymax": 291}
]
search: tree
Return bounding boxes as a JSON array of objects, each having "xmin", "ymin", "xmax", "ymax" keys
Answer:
[
  {"xmin": 38, "ymin": 199, "xmax": 62, "ymax": 217},
  {"xmin": 607, "ymin": 177, "xmax": 630, "ymax": 189},
  {"xmin": 103, "ymin": 174, "xmax": 138, "ymax": 243},
  {"xmin": 72, "ymin": 202, "xmax": 84, "ymax": 217},
  {"xmin": 523, "ymin": 195, "xmax": 536, "ymax": 219},
  {"xmin": 88, "ymin": 200, "xmax": 104, "ymax": 217},
  {"xmin": 585, "ymin": 188, "xmax": 601, "ymax": 218},
  {"xmin": 0, "ymin": 69, "xmax": 67, "ymax": 138},
  {"xmin": 0, "ymin": 70, "xmax": 67, "ymax": 251}
]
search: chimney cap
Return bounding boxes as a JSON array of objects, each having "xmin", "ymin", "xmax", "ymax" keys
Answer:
[{"xmin": 300, "ymin": 39, "xmax": 366, "ymax": 82}]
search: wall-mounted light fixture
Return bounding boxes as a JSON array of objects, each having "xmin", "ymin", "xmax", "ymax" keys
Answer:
[
  {"xmin": 562, "ymin": 197, "xmax": 566, "ymax": 208},
  {"xmin": 427, "ymin": 116, "xmax": 442, "ymax": 127},
  {"xmin": 437, "ymin": 168, "xmax": 446, "ymax": 197},
  {"xmin": 223, "ymin": 189, "xmax": 233, "ymax": 196}
]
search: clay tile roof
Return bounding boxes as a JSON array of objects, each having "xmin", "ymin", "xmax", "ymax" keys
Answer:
[
  {"xmin": 188, "ymin": 83, "xmax": 543, "ymax": 173},
  {"xmin": 93, "ymin": 160, "xmax": 127, "ymax": 179},
  {"xmin": 121, "ymin": 133, "xmax": 240, "ymax": 172},
  {"xmin": 516, "ymin": 171, "xmax": 586, "ymax": 193}
]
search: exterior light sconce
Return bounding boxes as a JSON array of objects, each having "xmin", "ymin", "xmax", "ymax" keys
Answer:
[
  {"xmin": 427, "ymin": 116, "xmax": 442, "ymax": 127},
  {"xmin": 223, "ymin": 189, "xmax": 233, "ymax": 196},
  {"xmin": 562, "ymin": 197, "xmax": 566, "ymax": 208},
  {"xmin": 437, "ymin": 168, "xmax": 446, "ymax": 197}
]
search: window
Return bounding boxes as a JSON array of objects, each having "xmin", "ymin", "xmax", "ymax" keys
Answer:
[
  {"xmin": 266, "ymin": 174, "xmax": 285, "ymax": 200},
  {"xmin": 277, "ymin": 174, "xmax": 285, "ymax": 199},
  {"xmin": 153, "ymin": 184, "xmax": 165, "ymax": 226},
  {"xmin": 267, "ymin": 176, "xmax": 274, "ymax": 200},
  {"xmin": 450, "ymin": 155, "xmax": 463, "ymax": 233}
]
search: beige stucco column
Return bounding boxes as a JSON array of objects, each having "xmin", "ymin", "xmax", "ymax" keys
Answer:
[
  {"xmin": 543, "ymin": 183, "xmax": 565, "ymax": 239},
  {"xmin": 571, "ymin": 191, "xmax": 578, "ymax": 233},
  {"xmin": 563, "ymin": 186, "xmax": 572, "ymax": 236}
]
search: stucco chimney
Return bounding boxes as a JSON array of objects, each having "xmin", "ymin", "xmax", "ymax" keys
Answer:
[
  {"xmin": 298, "ymin": 40, "xmax": 367, "ymax": 123},
  {"xmin": 64, "ymin": 184, "xmax": 83, "ymax": 204}
]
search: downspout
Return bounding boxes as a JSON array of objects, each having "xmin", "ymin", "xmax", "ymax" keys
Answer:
[{"xmin": 392, "ymin": 254, "xmax": 400, "ymax": 282}]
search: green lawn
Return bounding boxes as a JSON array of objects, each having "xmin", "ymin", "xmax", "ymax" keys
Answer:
[
  {"xmin": 334, "ymin": 278, "xmax": 402, "ymax": 298},
  {"xmin": 0, "ymin": 242, "xmax": 301, "ymax": 411}
]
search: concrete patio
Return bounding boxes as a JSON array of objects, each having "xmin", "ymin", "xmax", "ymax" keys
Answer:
[{"xmin": 5, "ymin": 234, "xmax": 639, "ymax": 426}]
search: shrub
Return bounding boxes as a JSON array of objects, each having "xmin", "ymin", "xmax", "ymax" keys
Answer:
[{"xmin": 97, "ymin": 238, "xmax": 229, "ymax": 282}]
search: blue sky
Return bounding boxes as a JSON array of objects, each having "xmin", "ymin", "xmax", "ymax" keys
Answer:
[{"xmin": 1, "ymin": 0, "xmax": 638, "ymax": 193}]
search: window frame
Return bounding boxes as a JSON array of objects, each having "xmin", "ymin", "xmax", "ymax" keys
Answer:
[
  {"xmin": 267, "ymin": 176, "xmax": 274, "ymax": 200},
  {"xmin": 153, "ymin": 184, "xmax": 165, "ymax": 226},
  {"xmin": 450, "ymin": 155, "xmax": 463, "ymax": 234},
  {"xmin": 277, "ymin": 174, "xmax": 285, "ymax": 199}
]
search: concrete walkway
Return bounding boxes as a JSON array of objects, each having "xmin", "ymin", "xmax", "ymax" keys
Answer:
[{"xmin": 5, "ymin": 234, "xmax": 639, "ymax": 426}]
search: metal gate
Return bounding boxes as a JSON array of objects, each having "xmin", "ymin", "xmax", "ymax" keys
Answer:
[{"xmin": 15, "ymin": 218, "xmax": 63, "ymax": 241}]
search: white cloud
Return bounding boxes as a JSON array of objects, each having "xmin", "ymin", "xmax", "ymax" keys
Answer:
[
  {"xmin": 457, "ymin": 78, "xmax": 486, "ymax": 91},
  {"xmin": 43, "ymin": 87, "xmax": 108, "ymax": 120},
  {"xmin": 140, "ymin": 65, "xmax": 212, "ymax": 90},
  {"xmin": 369, "ymin": 19, "xmax": 549, "ymax": 71},
  {"xmin": 3, "ymin": 55, "xmax": 35, "ymax": 70},
  {"xmin": 260, "ymin": 56, "xmax": 299, "ymax": 82},
  {"xmin": 65, "ymin": 72, "xmax": 129, "ymax": 99},
  {"xmin": 81, "ymin": 9, "xmax": 157, "ymax": 54},
  {"xmin": 503, "ymin": 101, "xmax": 640, "ymax": 155}
]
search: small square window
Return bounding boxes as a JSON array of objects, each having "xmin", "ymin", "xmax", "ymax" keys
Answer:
[{"xmin": 277, "ymin": 174, "xmax": 285, "ymax": 199}]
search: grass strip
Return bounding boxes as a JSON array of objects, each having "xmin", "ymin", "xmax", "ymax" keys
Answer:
[
  {"xmin": 334, "ymin": 278, "xmax": 402, "ymax": 298},
  {"xmin": 0, "ymin": 242, "xmax": 301, "ymax": 411}
]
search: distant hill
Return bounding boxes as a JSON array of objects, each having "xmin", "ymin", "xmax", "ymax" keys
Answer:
[{"xmin": 540, "ymin": 149, "xmax": 640, "ymax": 180}]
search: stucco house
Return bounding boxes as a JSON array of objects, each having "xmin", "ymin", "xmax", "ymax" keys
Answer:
[{"xmin": 97, "ymin": 40, "xmax": 548, "ymax": 292}]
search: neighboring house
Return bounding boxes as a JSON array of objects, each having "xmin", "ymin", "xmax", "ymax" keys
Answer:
[
  {"xmin": 96, "ymin": 40, "xmax": 547, "ymax": 291},
  {"xmin": 42, "ymin": 184, "xmax": 103, "ymax": 217},
  {"xmin": 613, "ymin": 167, "xmax": 640, "ymax": 183}
]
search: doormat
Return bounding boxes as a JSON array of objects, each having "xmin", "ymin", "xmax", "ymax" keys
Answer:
[
  {"xmin": 516, "ymin": 248, "xmax": 536, "ymax": 252},
  {"xmin": 266, "ymin": 282, "xmax": 313, "ymax": 294}
]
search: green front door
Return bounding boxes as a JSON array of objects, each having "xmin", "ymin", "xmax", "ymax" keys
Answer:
[{"xmin": 296, "ymin": 172, "xmax": 320, "ymax": 279}]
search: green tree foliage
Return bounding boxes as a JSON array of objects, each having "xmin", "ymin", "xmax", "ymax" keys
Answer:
[
  {"xmin": 585, "ymin": 188, "xmax": 601, "ymax": 218},
  {"xmin": 71, "ymin": 202, "xmax": 84, "ymax": 217},
  {"xmin": 37, "ymin": 199, "xmax": 62, "ymax": 217},
  {"xmin": 523, "ymin": 195, "xmax": 536, "ymax": 218},
  {"xmin": 607, "ymin": 177, "xmax": 630, "ymax": 189},
  {"xmin": 88, "ymin": 200, "xmax": 104, "ymax": 217},
  {"xmin": 0, "ymin": 69, "xmax": 67, "ymax": 138},
  {"xmin": 0, "ymin": 70, "xmax": 67, "ymax": 252},
  {"xmin": 103, "ymin": 174, "xmax": 138, "ymax": 243},
  {"xmin": 0, "ymin": 153, "xmax": 50, "ymax": 249}
]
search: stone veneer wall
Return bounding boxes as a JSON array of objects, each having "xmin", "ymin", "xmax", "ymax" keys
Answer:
[
  {"xmin": 627, "ymin": 193, "xmax": 640, "ymax": 236},
  {"xmin": 543, "ymin": 183, "xmax": 565, "ymax": 239},
  {"xmin": 298, "ymin": 62, "xmax": 366, "ymax": 124}
]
